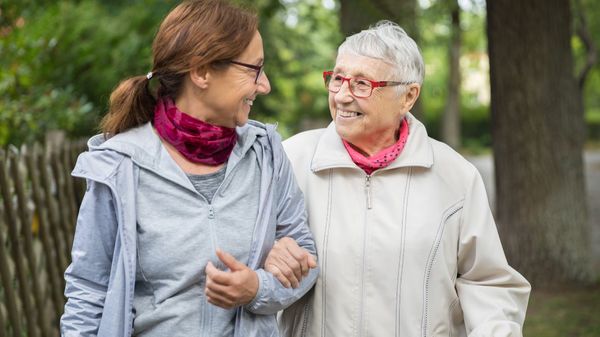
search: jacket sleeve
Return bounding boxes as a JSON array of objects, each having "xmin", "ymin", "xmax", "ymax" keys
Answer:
[
  {"xmin": 61, "ymin": 180, "xmax": 118, "ymax": 337},
  {"xmin": 245, "ymin": 138, "xmax": 319, "ymax": 315},
  {"xmin": 455, "ymin": 170, "xmax": 531, "ymax": 337}
]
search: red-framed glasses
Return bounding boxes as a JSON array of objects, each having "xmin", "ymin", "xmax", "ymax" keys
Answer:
[
  {"xmin": 230, "ymin": 60, "xmax": 264, "ymax": 84},
  {"xmin": 323, "ymin": 71, "xmax": 412, "ymax": 98}
]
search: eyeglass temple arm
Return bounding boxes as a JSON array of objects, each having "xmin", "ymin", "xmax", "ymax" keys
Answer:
[{"xmin": 375, "ymin": 80, "xmax": 414, "ymax": 87}]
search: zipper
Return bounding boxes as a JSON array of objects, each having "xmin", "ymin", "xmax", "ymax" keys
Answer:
[
  {"xmin": 357, "ymin": 173, "xmax": 376, "ymax": 335},
  {"xmin": 196, "ymin": 164, "xmax": 239, "ymax": 337},
  {"xmin": 300, "ymin": 299, "xmax": 311, "ymax": 337},
  {"xmin": 365, "ymin": 175, "xmax": 373, "ymax": 209},
  {"xmin": 421, "ymin": 202, "xmax": 463, "ymax": 337},
  {"xmin": 198, "ymin": 160, "xmax": 243, "ymax": 261},
  {"xmin": 357, "ymin": 184, "xmax": 371, "ymax": 336}
]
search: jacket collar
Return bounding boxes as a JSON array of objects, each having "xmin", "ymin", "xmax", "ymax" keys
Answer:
[
  {"xmin": 310, "ymin": 112, "xmax": 433, "ymax": 173},
  {"xmin": 86, "ymin": 122, "xmax": 264, "ymax": 193}
]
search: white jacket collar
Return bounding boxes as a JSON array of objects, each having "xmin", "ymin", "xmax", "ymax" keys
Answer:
[{"xmin": 310, "ymin": 112, "xmax": 434, "ymax": 172}]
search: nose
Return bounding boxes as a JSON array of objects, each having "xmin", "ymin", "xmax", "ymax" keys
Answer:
[
  {"xmin": 257, "ymin": 71, "xmax": 271, "ymax": 95},
  {"xmin": 334, "ymin": 80, "xmax": 353, "ymax": 104}
]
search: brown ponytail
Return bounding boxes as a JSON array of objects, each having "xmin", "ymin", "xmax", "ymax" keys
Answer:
[
  {"xmin": 100, "ymin": 0, "xmax": 258, "ymax": 137},
  {"xmin": 101, "ymin": 75, "xmax": 156, "ymax": 136}
]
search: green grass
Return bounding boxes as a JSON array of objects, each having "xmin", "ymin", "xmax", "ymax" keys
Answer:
[{"xmin": 524, "ymin": 284, "xmax": 600, "ymax": 337}]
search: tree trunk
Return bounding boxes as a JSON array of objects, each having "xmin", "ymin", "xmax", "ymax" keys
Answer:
[
  {"xmin": 486, "ymin": 0, "xmax": 590, "ymax": 285},
  {"xmin": 339, "ymin": 0, "xmax": 424, "ymax": 120},
  {"xmin": 442, "ymin": 0, "xmax": 461, "ymax": 149}
]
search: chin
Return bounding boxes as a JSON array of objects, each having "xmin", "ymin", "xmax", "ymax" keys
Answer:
[{"xmin": 335, "ymin": 124, "xmax": 353, "ymax": 142}]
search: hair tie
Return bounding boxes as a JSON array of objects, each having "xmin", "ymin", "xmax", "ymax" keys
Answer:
[{"xmin": 146, "ymin": 72, "xmax": 153, "ymax": 80}]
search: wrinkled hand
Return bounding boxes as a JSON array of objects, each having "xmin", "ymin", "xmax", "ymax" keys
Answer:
[
  {"xmin": 264, "ymin": 237, "xmax": 317, "ymax": 288},
  {"xmin": 204, "ymin": 249, "xmax": 259, "ymax": 309}
]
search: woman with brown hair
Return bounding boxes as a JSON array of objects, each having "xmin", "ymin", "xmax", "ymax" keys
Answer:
[{"xmin": 60, "ymin": 1, "xmax": 317, "ymax": 336}]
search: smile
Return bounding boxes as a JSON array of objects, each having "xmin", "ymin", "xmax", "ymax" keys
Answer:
[
  {"xmin": 244, "ymin": 98, "xmax": 254, "ymax": 106},
  {"xmin": 337, "ymin": 109, "xmax": 362, "ymax": 118}
]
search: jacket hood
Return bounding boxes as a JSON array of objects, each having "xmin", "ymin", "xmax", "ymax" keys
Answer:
[{"xmin": 77, "ymin": 120, "xmax": 273, "ymax": 191}]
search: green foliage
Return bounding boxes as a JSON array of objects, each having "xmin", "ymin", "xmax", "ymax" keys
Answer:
[
  {"xmin": 1, "ymin": 3, "xmax": 95, "ymax": 144},
  {"xmin": 2, "ymin": 0, "xmax": 599, "ymax": 147},
  {"xmin": 0, "ymin": 0, "xmax": 178, "ymax": 145},
  {"xmin": 0, "ymin": 0, "xmax": 339, "ymax": 144},
  {"xmin": 254, "ymin": 0, "xmax": 342, "ymax": 137},
  {"xmin": 419, "ymin": 0, "xmax": 491, "ymax": 150},
  {"xmin": 573, "ymin": 0, "xmax": 600, "ymax": 143}
]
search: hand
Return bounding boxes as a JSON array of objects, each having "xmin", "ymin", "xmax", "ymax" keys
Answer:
[
  {"xmin": 204, "ymin": 249, "xmax": 259, "ymax": 309},
  {"xmin": 264, "ymin": 237, "xmax": 317, "ymax": 288}
]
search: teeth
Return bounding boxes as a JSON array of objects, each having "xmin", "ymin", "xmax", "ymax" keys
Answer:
[
  {"xmin": 245, "ymin": 98, "xmax": 254, "ymax": 106},
  {"xmin": 338, "ymin": 110, "xmax": 360, "ymax": 118}
]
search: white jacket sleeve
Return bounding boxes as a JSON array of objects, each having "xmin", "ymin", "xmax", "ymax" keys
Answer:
[{"xmin": 455, "ymin": 170, "xmax": 531, "ymax": 337}]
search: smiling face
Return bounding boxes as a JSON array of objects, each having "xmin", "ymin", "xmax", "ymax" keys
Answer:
[
  {"xmin": 180, "ymin": 30, "xmax": 271, "ymax": 128},
  {"xmin": 329, "ymin": 53, "xmax": 420, "ymax": 156}
]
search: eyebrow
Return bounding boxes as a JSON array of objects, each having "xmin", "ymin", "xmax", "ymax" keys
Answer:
[{"xmin": 332, "ymin": 67, "xmax": 371, "ymax": 78}]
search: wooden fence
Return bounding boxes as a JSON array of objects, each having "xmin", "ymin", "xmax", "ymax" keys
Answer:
[{"xmin": 0, "ymin": 140, "xmax": 87, "ymax": 337}]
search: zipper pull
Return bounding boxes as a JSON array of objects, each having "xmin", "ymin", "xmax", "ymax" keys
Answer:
[
  {"xmin": 208, "ymin": 205, "xmax": 215, "ymax": 219},
  {"xmin": 365, "ymin": 175, "xmax": 372, "ymax": 209}
]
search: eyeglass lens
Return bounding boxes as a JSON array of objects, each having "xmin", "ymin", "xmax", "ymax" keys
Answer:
[{"xmin": 326, "ymin": 73, "xmax": 372, "ymax": 98}]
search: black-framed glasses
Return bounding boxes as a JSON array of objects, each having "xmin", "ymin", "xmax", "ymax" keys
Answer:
[
  {"xmin": 230, "ymin": 60, "xmax": 264, "ymax": 84},
  {"xmin": 323, "ymin": 71, "xmax": 413, "ymax": 98}
]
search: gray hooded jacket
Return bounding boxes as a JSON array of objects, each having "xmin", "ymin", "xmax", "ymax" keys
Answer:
[{"xmin": 60, "ymin": 121, "xmax": 318, "ymax": 337}]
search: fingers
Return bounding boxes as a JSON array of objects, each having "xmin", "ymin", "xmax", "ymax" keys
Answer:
[
  {"xmin": 205, "ymin": 261, "xmax": 235, "ymax": 309},
  {"xmin": 266, "ymin": 254, "xmax": 300, "ymax": 288},
  {"xmin": 216, "ymin": 248, "xmax": 245, "ymax": 271},
  {"xmin": 205, "ymin": 261, "xmax": 231, "ymax": 285},
  {"xmin": 204, "ymin": 256, "xmax": 259, "ymax": 308},
  {"xmin": 278, "ymin": 261, "xmax": 300, "ymax": 288},
  {"xmin": 265, "ymin": 263, "xmax": 292, "ymax": 288},
  {"xmin": 205, "ymin": 271, "xmax": 239, "ymax": 309},
  {"xmin": 279, "ymin": 237, "xmax": 318, "ymax": 276},
  {"xmin": 264, "ymin": 237, "xmax": 320, "ymax": 288},
  {"xmin": 307, "ymin": 254, "xmax": 317, "ymax": 269},
  {"xmin": 286, "ymin": 245, "xmax": 310, "ymax": 277},
  {"xmin": 276, "ymin": 238, "xmax": 305, "ymax": 281},
  {"xmin": 281, "ymin": 250, "xmax": 303, "ymax": 283}
]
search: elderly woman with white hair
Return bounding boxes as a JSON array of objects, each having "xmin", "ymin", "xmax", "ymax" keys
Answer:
[{"xmin": 265, "ymin": 21, "xmax": 531, "ymax": 337}]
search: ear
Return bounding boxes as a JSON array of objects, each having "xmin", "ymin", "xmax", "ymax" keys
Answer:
[
  {"xmin": 401, "ymin": 83, "xmax": 421, "ymax": 111},
  {"xmin": 189, "ymin": 66, "xmax": 210, "ymax": 89}
]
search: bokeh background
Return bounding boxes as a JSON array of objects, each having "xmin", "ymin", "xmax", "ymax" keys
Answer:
[{"xmin": 1, "ymin": 0, "xmax": 599, "ymax": 335}]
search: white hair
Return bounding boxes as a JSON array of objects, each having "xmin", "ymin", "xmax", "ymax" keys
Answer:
[{"xmin": 338, "ymin": 20, "xmax": 425, "ymax": 85}]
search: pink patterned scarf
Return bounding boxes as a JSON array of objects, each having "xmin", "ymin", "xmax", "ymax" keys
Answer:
[
  {"xmin": 343, "ymin": 118, "xmax": 409, "ymax": 175},
  {"xmin": 153, "ymin": 97, "xmax": 236, "ymax": 165}
]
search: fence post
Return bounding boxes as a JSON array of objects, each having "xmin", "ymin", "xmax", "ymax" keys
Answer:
[
  {"xmin": 25, "ymin": 144, "xmax": 64, "ymax": 322},
  {"xmin": 9, "ymin": 146, "xmax": 54, "ymax": 337},
  {"xmin": 0, "ymin": 138, "xmax": 87, "ymax": 335},
  {"xmin": 0, "ymin": 149, "xmax": 42, "ymax": 337},
  {"xmin": 0, "ymin": 150, "xmax": 23, "ymax": 337}
]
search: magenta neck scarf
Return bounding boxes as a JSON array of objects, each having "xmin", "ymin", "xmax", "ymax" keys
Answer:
[
  {"xmin": 343, "ymin": 118, "xmax": 409, "ymax": 175},
  {"xmin": 153, "ymin": 97, "xmax": 236, "ymax": 165}
]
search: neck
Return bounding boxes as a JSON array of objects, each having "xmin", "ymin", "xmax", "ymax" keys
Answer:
[
  {"xmin": 175, "ymin": 94, "xmax": 211, "ymax": 123},
  {"xmin": 351, "ymin": 129, "xmax": 399, "ymax": 157}
]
